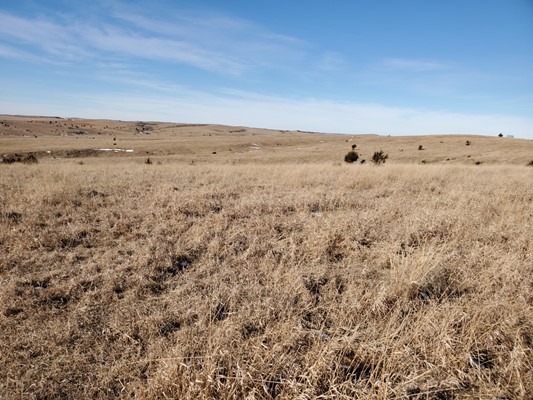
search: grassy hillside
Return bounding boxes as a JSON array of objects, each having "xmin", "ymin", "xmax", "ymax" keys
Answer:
[
  {"xmin": 1, "ymin": 116, "xmax": 533, "ymax": 399},
  {"xmin": 2, "ymin": 115, "xmax": 532, "ymax": 166}
]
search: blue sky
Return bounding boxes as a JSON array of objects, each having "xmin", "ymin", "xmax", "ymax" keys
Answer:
[{"xmin": 1, "ymin": 0, "xmax": 532, "ymax": 137}]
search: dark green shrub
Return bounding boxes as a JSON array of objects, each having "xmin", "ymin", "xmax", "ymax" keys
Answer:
[
  {"xmin": 418, "ymin": 145, "xmax": 424, "ymax": 150},
  {"xmin": 344, "ymin": 151, "xmax": 359, "ymax": 163},
  {"xmin": 465, "ymin": 140, "xmax": 471, "ymax": 146},
  {"xmin": 371, "ymin": 150, "xmax": 388, "ymax": 165}
]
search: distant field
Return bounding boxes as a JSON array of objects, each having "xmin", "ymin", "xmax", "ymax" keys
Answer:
[
  {"xmin": 1, "ymin": 116, "xmax": 532, "ymax": 399},
  {"xmin": 2, "ymin": 115, "xmax": 533, "ymax": 166}
]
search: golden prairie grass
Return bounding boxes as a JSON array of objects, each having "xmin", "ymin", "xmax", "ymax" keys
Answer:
[
  {"xmin": 2, "ymin": 115, "xmax": 533, "ymax": 166},
  {"xmin": 1, "ymin": 156, "xmax": 532, "ymax": 398}
]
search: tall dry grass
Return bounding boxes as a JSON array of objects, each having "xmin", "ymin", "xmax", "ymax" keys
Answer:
[{"xmin": 1, "ymin": 160, "xmax": 532, "ymax": 399}]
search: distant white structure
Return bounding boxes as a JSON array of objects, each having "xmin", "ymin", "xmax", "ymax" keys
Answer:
[{"xmin": 507, "ymin": 135, "xmax": 514, "ymax": 138}]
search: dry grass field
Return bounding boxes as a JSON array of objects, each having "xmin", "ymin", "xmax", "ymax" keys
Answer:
[{"xmin": 1, "ymin": 116, "xmax": 533, "ymax": 399}]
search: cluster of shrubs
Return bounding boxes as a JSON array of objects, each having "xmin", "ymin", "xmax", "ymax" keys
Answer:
[
  {"xmin": 344, "ymin": 144, "xmax": 388, "ymax": 165},
  {"xmin": 145, "ymin": 157, "xmax": 162, "ymax": 165},
  {"xmin": 345, "ymin": 138, "xmax": 533, "ymax": 167},
  {"xmin": 2, "ymin": 153, "xmax": 38, "ymax": 164}
]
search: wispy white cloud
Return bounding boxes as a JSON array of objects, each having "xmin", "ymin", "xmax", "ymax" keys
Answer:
[
  {"xmin": 0, "ymin": 12, "xmax": 91, "ymax": 59},
  {"xmin": 316, "ymin": 52, "xmax": 347, "ymax": 72},
  {"xmin": 112, "ymin": 11, "xmax": 253, "ymax": 41},
  {"xmin": 0, "ymin": 42, "xmax": 70, "ymax": 65},
  {"xmin": 0, "ymin": 43, "xmax": 34, "ymax": 60},
  {"xmin": 82, "ymin": 26, "xmax": 246, "ymax": 74},
  {"xmin": 90, "ymin": 68, "xmax": 207, "ymax": 98},
  {"xmin": 383, "ymin": 58, "xmax": 451, "ymax": 72},
  {"xmin": 0, "ymin": 5, "xmax": 307, "ymax": 75},
  {"xmin": 111, "ymin": 6, "xmax": 307, "ymax": 60}
]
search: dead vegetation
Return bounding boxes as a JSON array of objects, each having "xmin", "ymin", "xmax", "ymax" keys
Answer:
[
  {"xmin": 1, "ymin": 116, "xmax": 533, "ymax": 398},
  {"xmin": 1, "ymin": 155, "xmax": 532, "ymax": 399},
  {"xmin": 2, "ymin": 115, "xmax": 533, "ymax": 166}
]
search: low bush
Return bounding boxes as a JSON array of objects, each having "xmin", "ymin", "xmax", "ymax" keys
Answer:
[
  {"xmin": 344, "ymin": 151, "xmax": 359, "ymax": 163},
  {"xmin": 371, "ymin": 150, "xmax": 388, "ymax": 165},
  {"xmin": 2, "ymin": 153, "xmax": 38, "ymax": 164}
]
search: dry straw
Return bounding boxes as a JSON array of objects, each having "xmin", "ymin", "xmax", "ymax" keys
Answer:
[{"xmin": 1, "ymin": 117, "xmax": 533, "ymax": 398}]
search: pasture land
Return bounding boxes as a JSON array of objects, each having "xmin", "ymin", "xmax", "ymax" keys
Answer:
[{"xmin": 1, "ymin": 116, "xmax": 532, "ymax": 398}]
